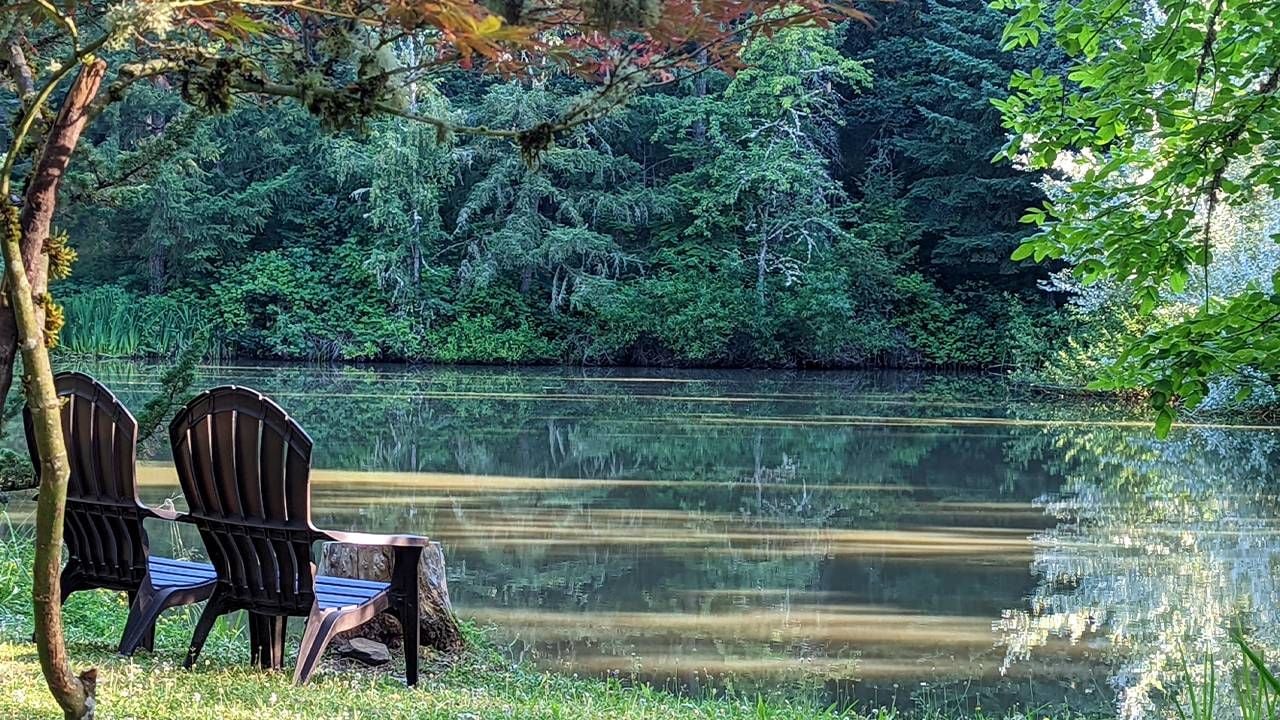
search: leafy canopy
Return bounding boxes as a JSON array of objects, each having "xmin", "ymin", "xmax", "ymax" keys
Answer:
[
  {"xmin": 3, "ymin": 0, "xmax": 872, "ymax": 156},
  {"xmin": 993, "ymin": 0, "xmax": 1280, "ymax": 434}
]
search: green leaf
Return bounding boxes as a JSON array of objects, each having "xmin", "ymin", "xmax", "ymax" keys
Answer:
[
  {"xmin": 1234, "ymin": 633, "xmax": 1280, "ymax": 695},
  {"xmin": 1011, "ymin": 242, "xmax": 1037, "ymax": 261},
  {"xmin": 1154, "ymin": 407, "xmax": 1174, "ymax": 439},
  {"xmin": 226, "ymin": 13, "xmax": 272, "ymax": 36}
]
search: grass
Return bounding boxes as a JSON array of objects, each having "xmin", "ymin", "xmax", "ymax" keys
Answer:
[
  {"xmin": 58, "ymin": 286, "xmax": 217, "ymax": 359},
  {"xmin": 1172, "ymin": 635, "xmax": 1280, "ymax": 720},
  {"xmin": 0, "ymin": 517, "xmax": 1092, "ymax": 720}
]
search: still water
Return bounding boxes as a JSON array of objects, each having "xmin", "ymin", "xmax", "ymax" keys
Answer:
[{"xmin": 7, "ymin": 362, "xmax": 1280, "ymax": 717}]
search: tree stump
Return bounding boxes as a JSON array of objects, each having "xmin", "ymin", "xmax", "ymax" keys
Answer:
[{"xmin": 318, "ymin": 540, "xmax": 465, "ymax": 656}]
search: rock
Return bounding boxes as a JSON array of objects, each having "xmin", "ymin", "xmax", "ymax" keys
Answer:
[{"xmin": 340, "ymin": 638, "xmax": 391, "ymax": 666}]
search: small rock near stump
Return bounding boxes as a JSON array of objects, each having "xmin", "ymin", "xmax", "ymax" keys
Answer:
[{"xmin": 340, "ymin": 638, "xmax": 391, "ymax": 666}]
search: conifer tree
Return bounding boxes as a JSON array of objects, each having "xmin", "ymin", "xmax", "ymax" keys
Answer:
[{"xmin": 843, "ymin": 0, "xmax": 1052, "ymax": 290}]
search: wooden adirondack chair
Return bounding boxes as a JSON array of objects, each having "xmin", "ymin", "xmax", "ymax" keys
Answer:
[
  {"xmin": 24, "ymin": 371, "xmax": 217, "ymax": 655},
  {"xmin": 169, "ymin": 385, "xmax": 429, "ymax": 685}
]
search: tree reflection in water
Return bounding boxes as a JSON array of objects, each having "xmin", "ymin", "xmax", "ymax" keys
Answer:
[
  {"xmin": 997, "ymin": 425, "xmax": 1280, "ymax": 719},
  {"xmin": 7, "ymin": 361, "xmax": 1275, "ymax": 718}
]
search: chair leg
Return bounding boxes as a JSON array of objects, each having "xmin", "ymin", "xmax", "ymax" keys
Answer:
[
  {"xmin": 58, "ymin": 565, "xmax": 82, "ymax": 605},
  {"xmin": 293, "ymin": 608, "xmax": 341, "ymax": 685},
  {"xmin": 399, "ymin": 590, "xmax": 421, "ymax": 686},
  {"xmin": 391, "ymin": 546, "xmax": 424, "ymax": 687},
  {"xmin": 119, "ymin": 586, "xmax": 164, "ymax": 656},
  {"xmin": 249, "ymin": 613, "xmax": 286, "ymax": 671},
  {"xmin": 184, "ymin": 595, "xmax": 227, "ymax": 670}
]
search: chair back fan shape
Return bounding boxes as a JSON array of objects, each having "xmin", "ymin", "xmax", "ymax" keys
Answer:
[
  {"xmin": 168, "ymin": 386, "xmax": 318, "ymax": 614},
  {"xmin": 24, "ymin": 371, "xmax": 149, "ymax": 591}
]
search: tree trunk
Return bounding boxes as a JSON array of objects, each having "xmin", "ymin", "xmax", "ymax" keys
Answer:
[
  {"xmin": 147, "ymin": 241, "xmax": 166, "ymax": 294},
  {"xmin": 691, "ymin": 48, "xmax": 708, "ymax": 142},
  {"xmin": 1, "ymin": 59, "xmax": 107, "ymax": 720},
  {"xmin": 0, "ymin": 31, "xmax": 37, "ymax": 406},
  {"xmin": 0, "ymin": 312, "xmax": 18, "ymax": 407},
  {"xmin": 1, "ymin": 37, "xmax": 37, "ymax": 101},
  {"xmin": 756, "ymin": 233, "xmax": 768, "ymax": 312},
  {"xmin": 0, "ymin": 59, "xmax": 103, "ymax": 405},
  {"xmin": 319, "ymin": 541, "xmax": 465, "ymax": 656}
]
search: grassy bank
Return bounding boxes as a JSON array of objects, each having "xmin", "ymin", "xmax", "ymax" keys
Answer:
[
  {"xmin": 0, "ymin": 641, "xmax": 877, "ymax": 720},
  {"xmin": 0, "ymin": 518, "xmax": 1091, "ymax": 720}
]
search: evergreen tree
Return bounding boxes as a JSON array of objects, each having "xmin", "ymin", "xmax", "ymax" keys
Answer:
[
  {"xmin": 452, "ymin": 82, "xmax": 656, "ymax": 314},
  {"xmin": 636, "ymin": 24, "xmax": 903, "ymax": 364},
  {"xmin": 40, "ymin": 22, "xmax": 1069, "ymax": 370},
  {"xmin": 64, "ymin": 91, "xmax": 332, "ymax": 292},
  {"xmin": 843, "ymin": 0, "xmax": 1051, "ymax": 290},
  {"xmin": 329, "ymin": 98, "xmax": 457, "ymax": 331}
]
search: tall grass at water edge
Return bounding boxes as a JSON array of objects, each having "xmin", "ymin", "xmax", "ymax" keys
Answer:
[
  {"xmin": 1175, "ymin": 636, "xmax": 1280, "ymax": 720},
  {"xmin": 58, "ymin": 285, "xmax": 219, "ymax": 359}
]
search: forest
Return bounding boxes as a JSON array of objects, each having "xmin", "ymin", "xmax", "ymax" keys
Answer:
[
  {"xmin": 47, "ymin": 0, "xmax": 1072, "ymax": 371},
  {"xmin": 3, "ymin": 1, "xmax": 1280, "ymax": 720}
]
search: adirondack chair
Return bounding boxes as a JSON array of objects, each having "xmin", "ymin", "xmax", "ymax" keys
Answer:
[
  {"xmin": 169, "ymin": 386, "xmax": 429, "ymax": 685},
  {"xmin": 23, "ymin": 371, "xmax": 217, "ymax": 655}
]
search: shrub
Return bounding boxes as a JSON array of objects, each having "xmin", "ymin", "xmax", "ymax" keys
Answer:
[{"xmin": 213, "ymin": 244, "xmax": 420, "ymax": 360}]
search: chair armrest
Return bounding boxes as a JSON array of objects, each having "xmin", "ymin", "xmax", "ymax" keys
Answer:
[{"xmin": 322, "ymin": 529, "xmax": 430, "ymax": 548}]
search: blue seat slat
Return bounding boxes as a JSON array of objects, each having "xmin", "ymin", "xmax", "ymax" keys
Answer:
[
  {"xmin": 151, "ymin": 556, "xmax": 214, "ymax": 571},
  {"xmin": 148, "ymin": 557, "xmax": 216, "ymax": 578},
  {"xmin": 318, "ymin": 575, "xmax": 390, "ymax": 592},
  {"xmin": 315, "ymin": 576, "xmax": 388, "ymax": 609},
  {"xmin": 317, "ymin": 596, "xmax": 368, "ymax": 606},
  {"xmin": 150, "ymin": 569, "xmax": 215, "ymax": 585},
  {"xmin": 317, "ymin": 583, "xmax": 379, "ymax": 597},
  {"xmin": 148, "ymin": 557, "xmax": 217, "ymax": 589},
  {"xmin": 153, "ymin": 573, "xmax": 213, "ymax": 586},
  {"xmin": 316, "ymin": 579, "xmax": 384, "ymax": 597}
]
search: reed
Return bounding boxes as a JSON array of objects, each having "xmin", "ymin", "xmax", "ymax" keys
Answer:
[
  {"xmin": 1234, "ymin": 634, "xmax": 1280, "ymax": 720},
  {"xmin": 59, "ymin": 286, "xmax": 142, "ymax": 356},
  {"xmin": 58, "ymin": 286, "xmax": 217, "ymax": 359},
  {"xmin": 1175, "ymin": 634, "xmax": 1280, "ymax": 720}
]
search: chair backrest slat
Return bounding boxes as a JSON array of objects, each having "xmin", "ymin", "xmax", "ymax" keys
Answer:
[
  {"xmin": 23, "ymin": 372, "xmax": 149, "ymax": 590},
  {"xmin": 234, "ymin": 415, "xmax": 264, "ymax": 518},
  {"xmin": 259, "ymin": 425, "xmax": 288, "ymax": 520},
  {"xmin": 170, "ymin": 386, "xmax": 317, "ymax": 613}
]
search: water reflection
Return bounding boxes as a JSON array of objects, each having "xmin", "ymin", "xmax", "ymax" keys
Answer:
[
  {"xmin": 996, "ymin": 425, "xmax": 1280, "ymax": 719},
  {"xmin": 3, "ymin": 362, "xmax": 1277, "ymax": 717}
]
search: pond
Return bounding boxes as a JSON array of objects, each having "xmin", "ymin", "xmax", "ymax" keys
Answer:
[{"xmin": 5, "ymin": 362, "xmax": 1280, "ymax": 718}]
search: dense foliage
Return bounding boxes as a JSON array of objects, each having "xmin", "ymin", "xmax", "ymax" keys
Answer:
[
  {"xmin": 993, "ymin": 0, "xmax": 1280, "ymax": 430},
  {"xmin": 52, "ymin": 4, "xmax": 1063, "ymax": 369}
]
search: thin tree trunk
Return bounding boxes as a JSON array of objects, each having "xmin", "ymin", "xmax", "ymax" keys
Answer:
[
  {"xmin": 756, "ymin": 234, "xmax": 768, "ymax": 311},
  {"xmin": 0, "ymin": 311, "xmax": 17, "ymax": 406},
  {"xmin": 1, "ymin": 37, "xmax": 37, "ymax": 100},
  {"xmin": 0, "ymin": 58, "xmax": 103, "ymax": 404},
  {"xmin": 0, "ymin": 31, "xmax": 38, "ymax": 405},
  {"xmin": 1, "ymin": 59, "xmax": 107, "ymax": 720},
  {"xmin": 148, "ymin": 241, "xmax": 166, "ymax": 294},
  {"xmin": 692, "ymin": 48, "xmax": 708, "ymax": 142}
]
